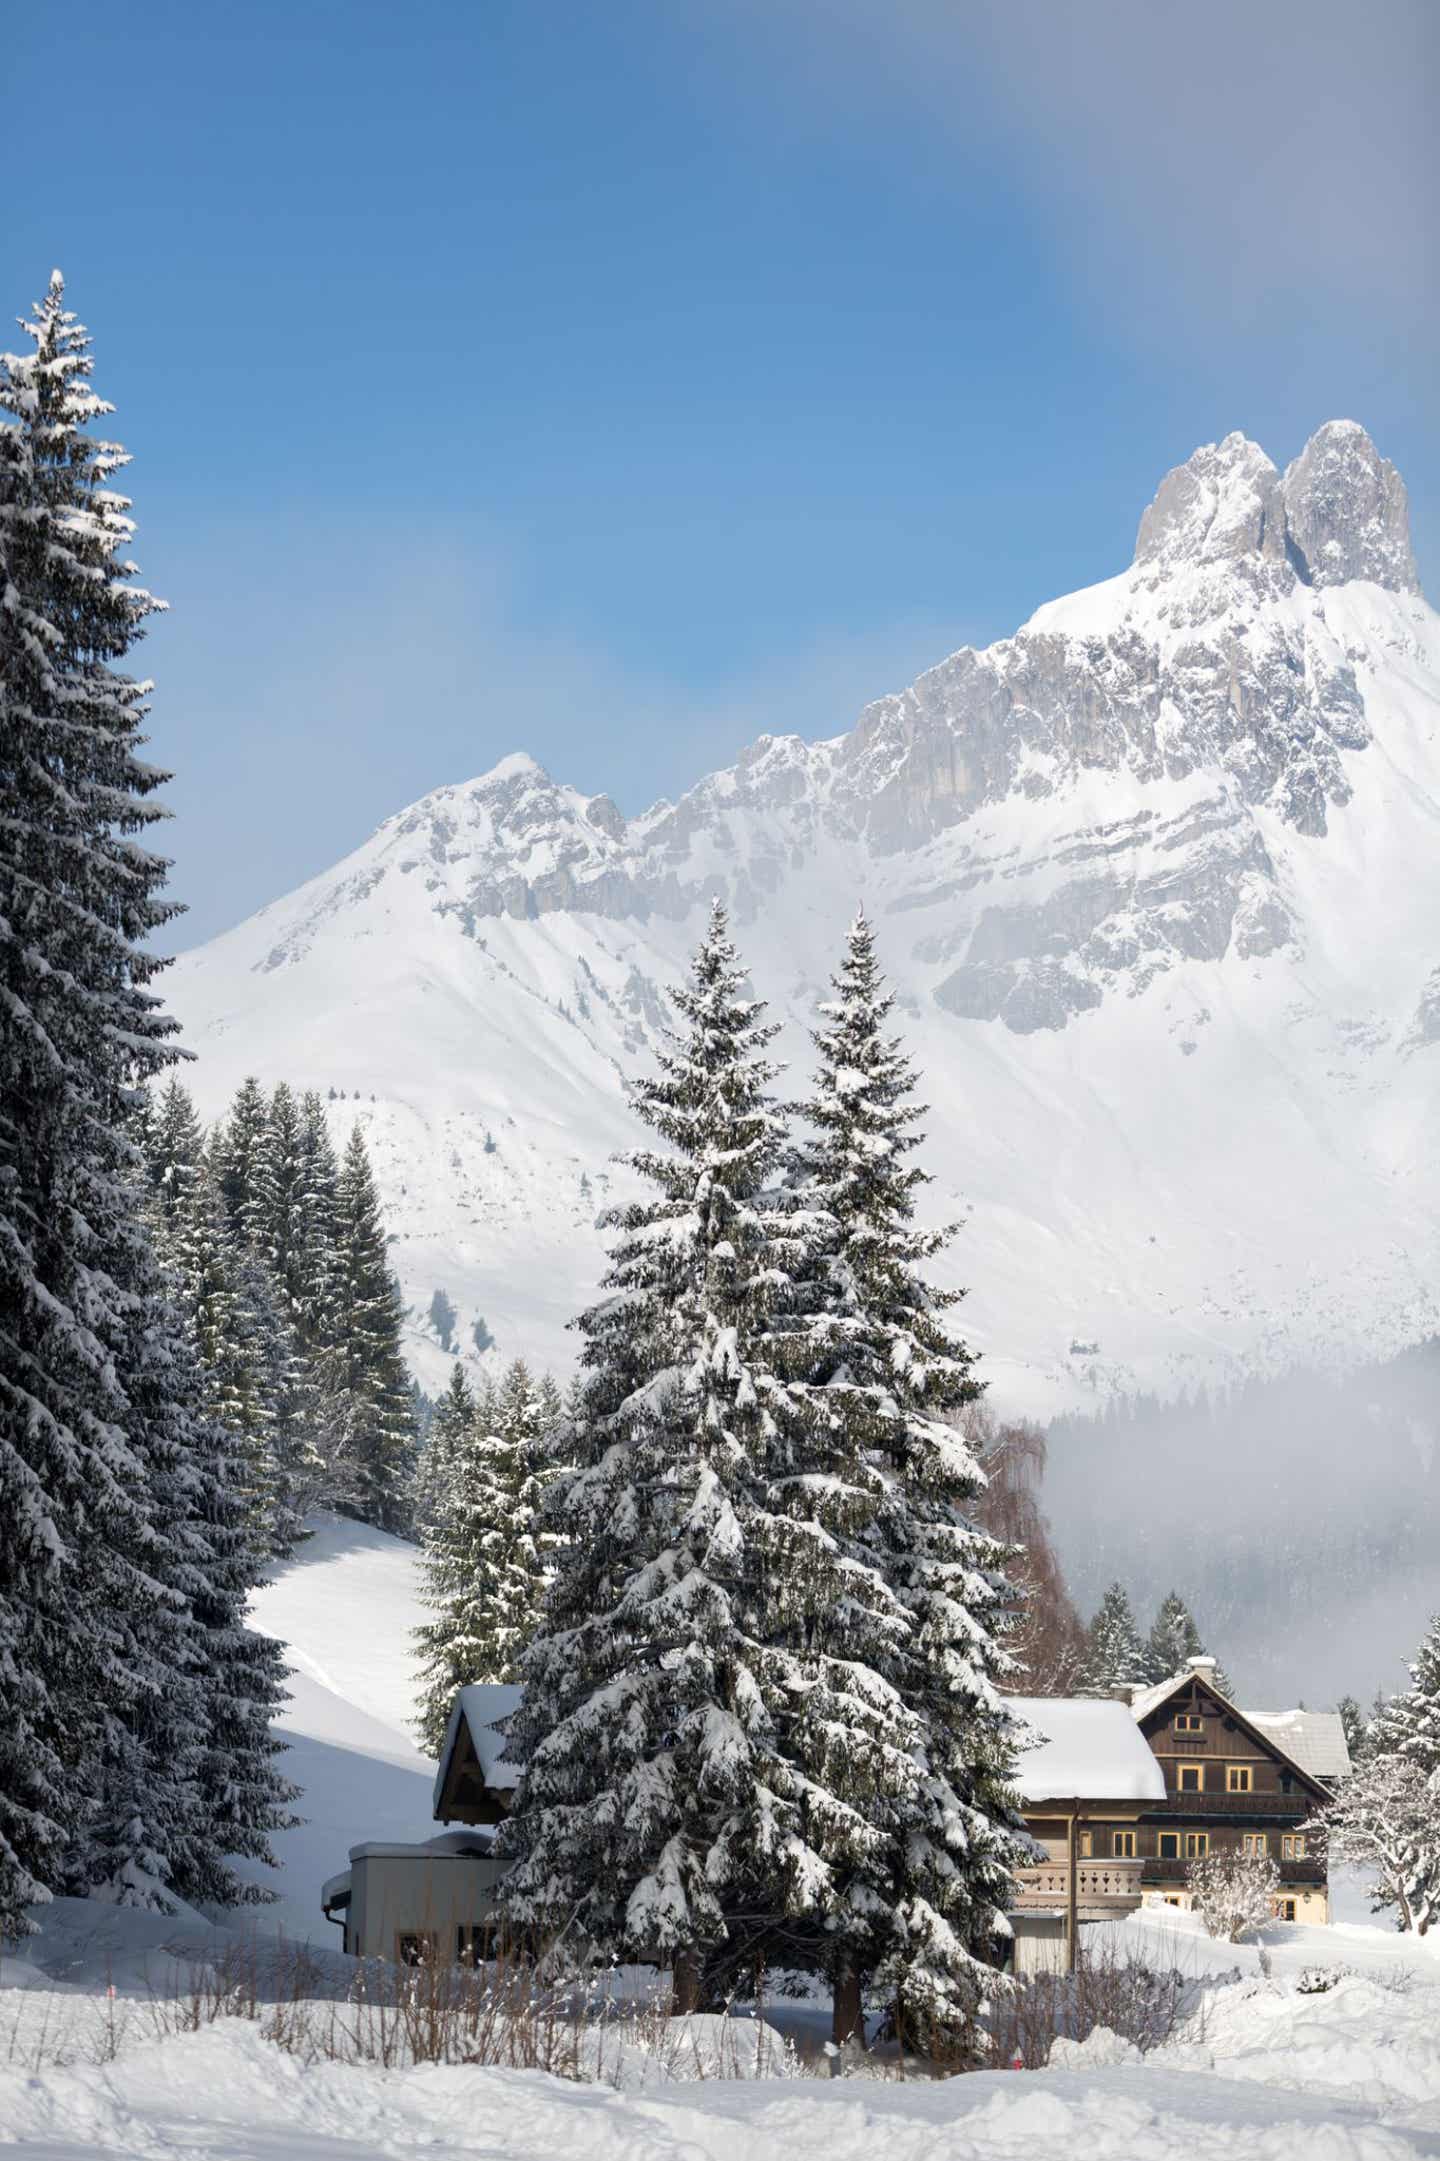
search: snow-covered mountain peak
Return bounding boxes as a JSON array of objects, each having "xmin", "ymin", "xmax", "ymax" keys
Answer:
[{"xmin": 170, "ymin": 420, "xmax": 1440, "ymax": 1421}]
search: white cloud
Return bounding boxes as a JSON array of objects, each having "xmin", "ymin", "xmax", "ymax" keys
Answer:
[{"xmin": 695, "ymin": 0, "xmax": 1437, "ymax": 344}]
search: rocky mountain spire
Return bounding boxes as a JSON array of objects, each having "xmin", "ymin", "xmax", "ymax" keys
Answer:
[
  {"xmin": 1132, "ymin": 421, "xmax": 1419, "ymax": 597},
  {"xmin": 1282, "ymin": 421, "xmax": 1419, "ymax": 595}
]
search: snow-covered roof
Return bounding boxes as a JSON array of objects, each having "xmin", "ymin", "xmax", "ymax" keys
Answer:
[
  {"xmin": 1244, "ymin": 1709, "xmax": 1352, "ymax": 1782},
  {"xmin": 1129, "ymin": 1675, "xmax": 1187, "ymax": 1722},
  {"xmin": 432, "ymin": 1684, "xmax": 523, "ymax": 1817},
  {"xmin": 1006, "ymin": 1696, "xmax": 1167, "ymax": 1804},
  {"xmin": 321, "ymin": 1869, "xmax": 351, "ymax": 1911},
  {"xmin": 349, "ymin": 1829, "xmax": 499, "ymax": 1863}
]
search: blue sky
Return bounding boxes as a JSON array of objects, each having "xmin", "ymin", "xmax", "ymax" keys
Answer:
[{"xmin": 8, "ymin": 0, "xmax": 1436, "ymax": 945}]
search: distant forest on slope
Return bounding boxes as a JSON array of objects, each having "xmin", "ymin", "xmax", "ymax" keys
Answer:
[{"xmin": 1045, "ymin": 1339, "xmax": 1440, "ymax": 1704}]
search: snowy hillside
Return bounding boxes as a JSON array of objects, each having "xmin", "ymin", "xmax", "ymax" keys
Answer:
[
  {"xmin": 168, "ymin": 421, "xmax": 1440, "ymax": 1417},
  {"xmin": 242, "ymin": 1517, "xmax": 434, "ymax": 1937}
]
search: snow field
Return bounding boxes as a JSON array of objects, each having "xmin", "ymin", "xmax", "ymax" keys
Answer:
[
  {"xmin": 0, "ymin": 2009, "xmax": 1436, "ymax": 2160},
  {"xmin": 5, "ymin": 1519, "xmax": 1440, "ymax": 2154}
]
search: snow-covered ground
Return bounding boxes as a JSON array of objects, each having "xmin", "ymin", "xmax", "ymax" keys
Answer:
[{"xmin": 4, "ymin": 1520, "xmax": 1440, "ymax": 2159}]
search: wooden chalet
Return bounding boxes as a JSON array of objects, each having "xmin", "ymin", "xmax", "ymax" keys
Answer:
[{"xmin": 1007, "ymin": 1657, "xmax": 1347, "ymax": 1971}]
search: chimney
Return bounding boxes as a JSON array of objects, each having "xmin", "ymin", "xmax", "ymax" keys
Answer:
[{"xmin": 1187, "ymin": 1656, "xmax": 1217, "ymax": 1673}]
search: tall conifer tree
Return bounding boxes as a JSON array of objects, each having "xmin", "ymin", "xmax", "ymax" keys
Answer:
[
  {"xmin": 500, "ymin": 906, "xmax": 834, "ymax": 2000},
  {"xmin": 781, "ymin": 910, "xmax": 1024, "ymax": 2047},
  {"xmin": 332, "ymin": 1126, "xmax": 416, "ymax": 1531},
  {"xmin": 1081, "ymin": 1583, "xmax": 1148, "ymax": 1695},
  {"xmin": 0, "ymin": 274, "xmax": 292, "ymax": 1932}
]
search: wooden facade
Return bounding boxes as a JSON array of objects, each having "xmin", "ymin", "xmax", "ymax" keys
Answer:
[{"xmin": 1129, "ymin": 1669, "xmax": 1332, "ymax": 1919}]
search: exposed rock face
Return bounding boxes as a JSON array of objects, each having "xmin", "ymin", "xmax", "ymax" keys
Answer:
[
  {"xmin": 273, "ymin": 424, "xmax": 1422, "ymax": 1033},
  {"xmin": 1282, "ymin": 420, "xmax": 1420, "ymax": 594}
]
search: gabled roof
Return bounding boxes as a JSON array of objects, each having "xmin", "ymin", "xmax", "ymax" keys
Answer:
[
  {"xmin": 1129, "ymin": 1668, "xmax": 1335, "ymax": 1803},
  {"xmin": 1006, "ymin": 1695, "xmax": 1167, "ymax": 1804},
  {"xmin": 1244, "ymin": 1709, "xmax": 1352, "ymax": 1782},
  {"xmin": 432, "ymin": 1683, "xmax": 523, "ymax": 1819}
]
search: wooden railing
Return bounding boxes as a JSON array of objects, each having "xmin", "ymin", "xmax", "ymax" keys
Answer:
[{"xmin": 1011, "ymin": 1858, "xmax": 1145, "ymax": 1911}]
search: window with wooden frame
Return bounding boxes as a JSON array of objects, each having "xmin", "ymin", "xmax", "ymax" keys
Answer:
[
  {"xmin": 1174, "ymin": 1713, "xmax": 1203, "ymax": 1733},
  {"xmin": 1177, "ymin": 1763, "xmax": 1204, "ymax": 1792},
  {"xmin": 396, "ymin": 1931, "xmax": 437, "ymax": 1968},
  {"xmin": 1242, "ymin": 1833, "xmax": 1268, "ymax": 1857},
  {"xmin": 1183, "ymin": 1831, "xmax": 1209, "ymax": 1859},
  {"xmin": 1226, "ymin": 1765, "xmax": 1253, "ymax": 1793},
  {"xmin": 1112, "ymin": 1830, "xmax": 1136, "ymax": 1858},
  {"xmin": 456, "ymin": 1923, "xmax": 496, "ymax": 1966},
  {"xmin": 1282, "ymin": 1834, "xmax": 1307, "ymax": 1860},
  {"xmin": 1274, "ymin": 1897, "xmax": 1297, "ymax": 1921},
  {"xmin": 1158, "ymin": 1831, "xmax": 1181, "ymax": 1860}
]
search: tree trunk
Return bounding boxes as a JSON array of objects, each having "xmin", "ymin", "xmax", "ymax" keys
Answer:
[
  {"xmin": 671, "ymin": 1946, "xmax": 700, "ymax": 2016},
  {"xmin": 832, "ymin": 1956, "xmax": 864, "ymax": 2048}
]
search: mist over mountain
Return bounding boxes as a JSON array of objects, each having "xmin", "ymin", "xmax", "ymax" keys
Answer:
[{"xmin": 170, "ymin": 420, "xmax": 1439, "ymax": 1464}]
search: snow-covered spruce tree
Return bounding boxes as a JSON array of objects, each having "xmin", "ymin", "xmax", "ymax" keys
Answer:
[
  {"xmin": 142, "ymin": 1077, "xmax": 204, "ymax": 1236},
  {"xmin": 1145, "ymin": 1593, "xmax": 1233, "ymax": 1695},
  {"xmin": 500, "ymin": 904, "xmax": 834, "ymax": 2007},
  {"xmin": 253, "ymin": 1083, "xmax": 306, "ymax": 1319},
  {"xmin": 779, "ymin": 908, "xmax": 1025, "ymax": 2049},
  {"xmin": 79, "ymin": 1240, "xmax": 297, "ymax": 1911},
  {"xmin": 413, "ymin": 1361, "xmax": 476, "ymax": 1547},
  {"xmin": 166, "ymin": 1158, "xmax": 285, "ymax": 1556},
  {"xmin": 0, "ymin": 274, "xmax": 291, "ymax": 1931},
  {"xmin": 1337, "ymin": 1694, "xmax": 1370, "ymax": 1767},
  {"xmin": 330, "ymin": 1125, "xmax": 416, "ymax": 1531},
  {"xmin": 1370, "ymin": 1615, "xmax": 1440, "ymax": 1777},
  {"xmin": 1081, "ymin": 1584, "xmax": 1148, "ymax": 1696},
  {"xmin": 211, "ymin": 1076, "xmax": 274, "ymax": 1248},
  {"xmin": 412, "ymin": 1359, "xmax": 550, "ymax": 1752}
]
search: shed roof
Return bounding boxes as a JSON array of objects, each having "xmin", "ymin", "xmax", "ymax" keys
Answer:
[
  {"xmin": 432, "ymin": 1683, "xmax": 523, "ymax": 1818},
  {"xmin": 1006, "ymin": 1695, "xmax": 1167, "ymax": 1804}
]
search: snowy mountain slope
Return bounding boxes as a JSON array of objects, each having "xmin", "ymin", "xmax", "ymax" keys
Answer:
[{"xmin": 168, "ymin": 422, "xmax": 1440, "ymax": 1414}]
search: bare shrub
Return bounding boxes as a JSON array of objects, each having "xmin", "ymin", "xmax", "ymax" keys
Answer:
[
  {"xmin": 985, "ymin": 1944, "xmax": 1190, "ymax": 2068},
  {"xmin": 1188, "ymin": 1849, "xmax": 1280, "ymax": 1943}
]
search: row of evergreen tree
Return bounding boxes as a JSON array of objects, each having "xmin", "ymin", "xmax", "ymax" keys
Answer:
[
  {"xmin": 0, "ymin": 276, "xmax": 296, "ymax": 1939},
  {"xmin": 484, "ymin": 905, "xmax": 1026, "ymax": 2049},
  {"xmin": 1080, "ymin": 1582, "xmax": 1233, "ymax": 1698},
  {"xmin": 140, "ymin": 1078, "xmax": 417, "ymax": 1551}
]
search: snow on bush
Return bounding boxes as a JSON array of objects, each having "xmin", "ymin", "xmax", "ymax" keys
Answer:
[
  {"xmin": 1318, "ymin": 1752, "xmax": 1440, "ymax": 1936},
  {"xmin": 1187, "ymin": 1847, "xmax": 1281, "ymax": 1942}
]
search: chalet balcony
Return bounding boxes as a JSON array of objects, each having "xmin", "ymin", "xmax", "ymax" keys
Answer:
[
  {"xmin": 1011, "ymin": 1858, "xmax": 1145, "ymax": 1916},
  {"xmin": 1148, "ymin": 1793, "xmax": 1314, "ymax": 1820},
  {"xmin": 1141, "ymin": 1857, "xmax": 1324, "ymax": 1889}
]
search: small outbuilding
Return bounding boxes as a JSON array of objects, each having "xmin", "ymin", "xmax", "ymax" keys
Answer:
[{"xmin": 321, "ymin": 1684, "xmax": 522, "ymax": 1963}]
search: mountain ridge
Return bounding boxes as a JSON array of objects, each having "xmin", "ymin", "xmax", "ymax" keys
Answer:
[{"xmin": 169, "ymin": 421, "xmax": 1440, "ymax": 1416}]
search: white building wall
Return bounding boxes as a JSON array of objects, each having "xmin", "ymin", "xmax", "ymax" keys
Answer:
[{"xmin": 349, "ymin": 1852, "xmax": 508, "ymax": 1963}]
